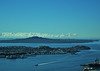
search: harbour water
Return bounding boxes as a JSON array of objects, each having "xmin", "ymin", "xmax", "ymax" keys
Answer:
[{"xmin": 0, "ymin": 40, "xmax": 100, "ymax": 71}]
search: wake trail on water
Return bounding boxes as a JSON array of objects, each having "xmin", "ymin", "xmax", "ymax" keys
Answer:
[
  {"xmin": 37, "ymin": 57, "xmax": 78, "ymax": 66},
  {"xmin": 37, "ymin": 59, "xmax": 74, "ymax": 66},
  {"xmin": 38, "ymin": 61, "xmax": 58, "ymax": 66}
]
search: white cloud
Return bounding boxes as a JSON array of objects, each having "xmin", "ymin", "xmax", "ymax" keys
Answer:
[{"xmin": 0, "ymin": 32, "xmax": 78, "ymax": 38}]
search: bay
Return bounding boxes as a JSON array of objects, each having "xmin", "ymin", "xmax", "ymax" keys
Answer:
[{"xmin": 0, "ymin": 40, "xmax": 100, "ymax": 71}]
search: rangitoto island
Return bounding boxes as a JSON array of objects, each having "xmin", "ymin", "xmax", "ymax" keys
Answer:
[
  {"xmin": 0, "ymin": 36, "xmax": 98, "ymax": 43},
  {"xmin": 0, "ymin": 45, "xmax": 90, "ymax": 59}
]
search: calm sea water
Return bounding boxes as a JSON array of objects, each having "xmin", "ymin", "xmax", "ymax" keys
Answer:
[{"xmin": 0, "ymin": 40, "xmax": 100, "ymax": 71}]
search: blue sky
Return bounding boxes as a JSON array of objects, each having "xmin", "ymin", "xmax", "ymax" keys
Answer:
[{"xmin": 0, "ymin": 0, "xmax": 100, "ymax": 39}]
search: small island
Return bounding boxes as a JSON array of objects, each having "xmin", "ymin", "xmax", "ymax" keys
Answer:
[{"xmin": 0, "ymin": 45, "xmax": 90, "ymax": 59}]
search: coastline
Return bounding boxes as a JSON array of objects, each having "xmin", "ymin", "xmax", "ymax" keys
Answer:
[{"xmin": 0, "ymin": 45, "xmax": 90, "ymax": 59}]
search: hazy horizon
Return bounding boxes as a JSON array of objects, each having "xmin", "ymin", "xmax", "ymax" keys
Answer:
[
  {"xmin": 0, "ymin": 0, "xmax": 100, "ymax": 39},
  {"xmin": 0, "ymin": 36, "xmax": 100, "ymax": 40}
]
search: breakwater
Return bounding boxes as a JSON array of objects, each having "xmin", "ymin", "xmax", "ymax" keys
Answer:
[{"xmin": 0, "ymin": 45, "xmax": 90, "ymax": 59}]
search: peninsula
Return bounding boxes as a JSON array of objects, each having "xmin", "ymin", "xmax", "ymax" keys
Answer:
[{"xmin": 0, "ymin": 45, "xmax": 90, "ymax": 59}]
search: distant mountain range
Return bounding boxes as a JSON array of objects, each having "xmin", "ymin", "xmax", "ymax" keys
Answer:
[{"xmin": 0, "ymin": 36, "xmax": 98, "ymax": 43}]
